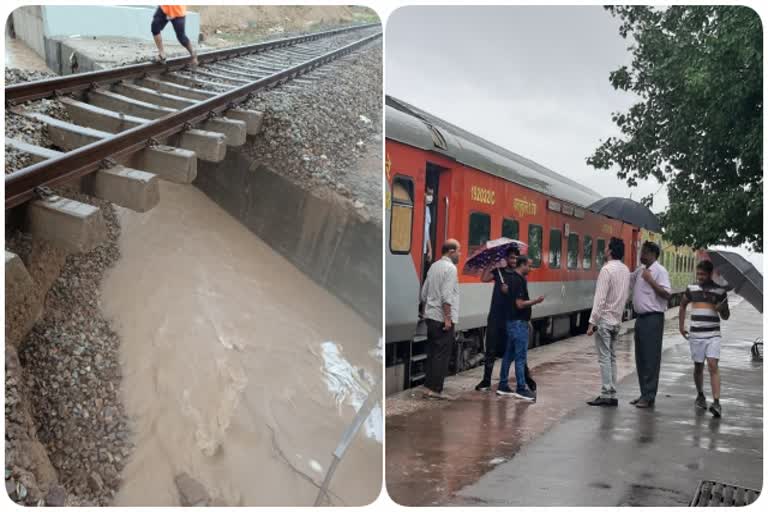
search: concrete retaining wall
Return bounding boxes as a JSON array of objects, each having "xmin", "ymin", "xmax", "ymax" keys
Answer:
[
  {"xmin": 9, "ymin": 6, "xmax": 45, "ymax": 57},
  {"xmin": 195, "ymin": 149, "xmax": 382, "ymax": 329},
  {"xmin": 42, "ymin": 6, "xmax": 199, "ymax": 42},
  {"xmin": 11, "ymin": 5, "xmax": 199, "ymax": 63}
]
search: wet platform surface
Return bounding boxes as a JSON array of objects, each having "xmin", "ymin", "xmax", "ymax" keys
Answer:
[{"xmin": 385, "ymin": 300, "xmax": 762, "ymax": 506}]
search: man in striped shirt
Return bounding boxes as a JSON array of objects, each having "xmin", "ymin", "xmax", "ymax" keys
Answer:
[
  {"xmin": 679, "ymin": 260, "xmax": 730, "ymax": 417},
  {"xmin": 586, "ymin": 237, "xmax": 631, "ymax": 406}
]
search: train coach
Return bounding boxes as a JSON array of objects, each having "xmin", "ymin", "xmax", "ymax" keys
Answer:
[{"xmin": 385, "ymin": 95, "xmax": 700, "ymax": 395}]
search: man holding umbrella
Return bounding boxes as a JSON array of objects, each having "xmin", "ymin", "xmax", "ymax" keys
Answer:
[
  {"xmin": 475, "ymin": 245, "xmax": 520, "ymax": 391},
  {"xmin": 496, "ymin": 256, "xmax": 544, "ymax": 401}
]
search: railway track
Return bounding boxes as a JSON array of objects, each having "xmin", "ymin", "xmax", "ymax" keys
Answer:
[{"xmin": 4, "ymin": 22, "xmax": 381, "ymax": 223}]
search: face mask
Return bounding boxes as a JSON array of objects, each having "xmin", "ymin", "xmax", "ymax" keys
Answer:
[{"xmin": 425, "ymin": 195, "xmax": 433, "ymax": 205}]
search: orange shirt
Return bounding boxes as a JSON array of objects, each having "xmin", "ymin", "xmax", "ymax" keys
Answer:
[{"xmin": 160, "ymin": 5, "xmax": 187, "ymax": 19}]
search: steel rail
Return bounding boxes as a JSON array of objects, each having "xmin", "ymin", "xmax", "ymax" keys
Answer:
[
  {"xmin": 5, "ymin": 31, "xmax": 381, "ymax": 209},
  {"xmin": 4, "ymin": 22, "xmax": 378, "ymax": 105}
]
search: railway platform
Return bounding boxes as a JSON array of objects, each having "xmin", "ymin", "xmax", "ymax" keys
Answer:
[{"xmin": 385, "ymin": 299, "xmax": 763, "ymax": 506}]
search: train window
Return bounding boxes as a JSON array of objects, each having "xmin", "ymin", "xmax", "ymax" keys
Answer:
[
  {"xmin": 389, "ymin": 177, "xmax": 413, "ymax": 254},
  {"xmin": 583, "ymin": 236, "xmax": 593, "ymax": 270},
  {"xmin": 549, "ymin": 229, "xmax": 562, "ymax": 268},
  {"xmin": 528, "ymin": 225, "xmax": 543, "ymax": 267},
  {"xmin": 501, "ymin": 218, "xmax": 519, "ymax": 240},
  {"xmin": 567, "ymin": 233, "xmax": 579, "ymax": 269},
  {"xmin": 596, "ymin": 239, "xmax": 606, "ymax": 267},
  {"xmin": 468, "ymin": 212, "xmax": 491, "ymax": 255}
]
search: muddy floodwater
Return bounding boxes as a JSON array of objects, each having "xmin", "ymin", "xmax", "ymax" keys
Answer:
[{"xmin": 99, "ymin": 181, "xmax": 381, "ymax": 506}]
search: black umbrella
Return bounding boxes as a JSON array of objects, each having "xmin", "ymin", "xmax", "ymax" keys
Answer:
[
  {"xmin": 588, "ymin": 197, "xmax": 661, "ymax": 232},
  {"xmin": 707, "ymin": 250, "xmax": 763, "ymax": 313}
]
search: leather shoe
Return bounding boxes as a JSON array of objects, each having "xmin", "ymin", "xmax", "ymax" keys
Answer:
[
  {"xmin": 630, "ymin": 397, "xmax": 642, "ymax": 405},
  {"xmin": 635, "ymin": 399, "xmax": 654, "ymax": 408},
  {"xmin": 587, "ymin": 396, "xmax": 618, "ymax": 407}
]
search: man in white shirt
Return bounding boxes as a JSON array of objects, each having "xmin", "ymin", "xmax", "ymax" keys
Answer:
[
  {"xmin": 586, "ymin": 237, "xmax": 631, "ymax": 407},
  {"xmin": 419, "ymin": 239, "xmax": 461, "ymax": 399},
  {"xmin": 630, "ymin": 241, "xmax": 671, "ymax": 409}
]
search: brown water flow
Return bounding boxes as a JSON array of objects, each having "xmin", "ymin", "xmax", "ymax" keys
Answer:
[{"xmin": 100, "ymin": 181, "xmax": 381, "ymax": 506}]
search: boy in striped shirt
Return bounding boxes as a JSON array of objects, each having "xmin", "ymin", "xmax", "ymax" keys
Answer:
[{"xmin": 679, "ymin": 260, "xmax": 730, "ymax": 417}]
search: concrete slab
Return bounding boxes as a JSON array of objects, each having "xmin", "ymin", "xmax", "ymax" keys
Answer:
[
  {"xmin": 60, "ymin": 97, "xmax": 144, "ymax": 133},
  {"xmin": 129, "ymin": 145, "xmax": 197, "ymax": 184},
  {"xmin": 171, "ymin": 130, "xmax": 227, "ymax": 163},
  {"xmin": 5, "ymin": 137, "xmax": 62, "ymax": 163},
  {"xmin": 5, "ymin": 251, "xmax": 42, "ymax": 347},
  {"xmin": 385, "ymin": 300, "xmax": 763, "ymax": 507},
  {"xmin": 6, "ymin": 136, "xmax": 159, "ymax": 212},
  {"xmin": 86, "ymin": 88, "xmax": 175, "ymax": 119},
  {"xmin": 200, "ymin": 117, "xmax": 247, "ymax": 147},
  {"xmin": 27, "ymin": 196, "xmax": 107, "ymax": 253},
  {"xmin": 186, "ymin": 68, "xmax": 250, "ymax": 86},
  {"xmin": 163, "ymin": 72, "xmax": 235, "ymax": 91},
  {"xmin": 113, "ymin": 82, "xmax": 196, "ymax": 110},
  {"xmin": 225, "ymin": 108, "xmax": 264, "ymax": 136},
  {"xmin": 86, "ymin": 165, "xmax": 159, "ymax": 213},
  {"xmin": 61, "ymin": 97, "xmax": 226, "ymax": 162},
  {"xmin": 136, "ymin": 76, "xmax": 217, "ymax": 100},
  {"xmin": 23, "ymin": 111, "xmax": 110, "ymax": 149}
]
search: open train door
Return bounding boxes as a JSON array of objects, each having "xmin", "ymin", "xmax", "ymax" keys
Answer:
[{"xmin": 422, "ymin": 162, "xmax": 451, "ymax": 280}]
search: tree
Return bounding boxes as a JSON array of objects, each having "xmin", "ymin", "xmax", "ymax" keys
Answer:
[{"xmin": 588, "ymin": 6, "xmax": 763, "ymax": 251}]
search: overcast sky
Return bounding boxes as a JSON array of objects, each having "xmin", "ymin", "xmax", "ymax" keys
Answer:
[{"xmin": 386, "ymin": 5, "xmax": 763, "ymax": 272}]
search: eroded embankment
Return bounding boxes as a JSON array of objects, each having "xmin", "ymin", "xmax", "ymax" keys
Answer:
[
  {"xmin": 6, "ymin": 194, "xmax": 131, "ymax": 506},
  {"xmin": 5, "ymin": 38, "xmax": 382, "ymax": 507}
]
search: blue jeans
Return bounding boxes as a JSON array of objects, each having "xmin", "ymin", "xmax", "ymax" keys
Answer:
[{"xmin": 499, "ymin": 320, "xmax": 529, "ymax": 392}]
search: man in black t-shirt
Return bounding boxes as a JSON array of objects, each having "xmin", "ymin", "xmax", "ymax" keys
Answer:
[
  {"xmin": 476, "ymin": 246, "xmax": 519, "ymax": 391},
  {"xmin": 497, "ymin": 256, "xmax": 544, "ymax": 401}
]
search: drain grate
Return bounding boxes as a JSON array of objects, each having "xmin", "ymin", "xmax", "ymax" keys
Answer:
[{"xmin": 690, "ymin": 480, "xmax": 760, "ymax": 506}]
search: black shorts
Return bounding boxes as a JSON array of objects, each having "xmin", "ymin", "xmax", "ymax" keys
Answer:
[{"xmin": 151, "ymin": 7, "xmax": 189, "ymax": 47}]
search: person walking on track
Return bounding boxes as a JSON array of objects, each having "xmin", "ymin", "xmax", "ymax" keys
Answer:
[
  {"xmin": 679, "ymin": 260, "xmax": 730, "ymax": 418},
  {"xmin": 630, "ymin": 241, "xmax": 671, "ymax": 409},
  {"xmin": 476, "ymin": 246, "xmax": 520, "ymax": 391},
  {"xmin": 586, "ymin": 237, "xmax": 631, "ymax": 407},
  {"xmin": 496, "ymin": 255, "xmax": 543, "ymax": 401},
  {"xmin": 151, "ymin": 5, "xmax": 198, "ymax": 66},
  {"xmin": 419, "ymin": 239, "xmax": 461, "ymax": 399}
]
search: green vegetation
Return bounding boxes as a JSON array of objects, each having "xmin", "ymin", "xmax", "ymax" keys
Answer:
[{"xmin": 588, "ymin": 6, "xmax": 763, "ymax": 251}]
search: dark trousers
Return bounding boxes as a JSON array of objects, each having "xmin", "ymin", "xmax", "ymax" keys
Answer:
[
  {"xmin": 482, "ymin": 321, "xmax": 506, "ymax": 382},
  {"xmin": 151, "ymin": 7, "xmax": 190, "ymax": 46},
  {"xmin": 634, "ymin": 312, "xmax": 665, "ymax": 401},
  {"xmin": 425, "ymin": 319, "xmax": 454, "ymax": 393}
]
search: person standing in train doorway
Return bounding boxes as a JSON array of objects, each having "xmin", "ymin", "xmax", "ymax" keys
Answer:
[
  {"xmin": 679, "ymin": 260, "xmax": 729, "ymax": 418},
  {"xmin": 476, "ymin": 245, "xmax": 520, "ymax": 391},
  {"xmin": 419, "ymin": 239, "xmax": 461, "ymax": 399},
  {"xmin": 496, "ymin": 255, "xmax": 544, "ymax": 401},
  {"xmin": 423, "ymin": 187, "xmax": 435, "ymax": 274},
  {"xmin": 630, "ymin": 241, "xmax": 671, "ymax": 409},
  {"xmin": 586, "ymin": 237, "xmax": 631, "ymax": 406},
  {"xmin": 151, "ymin": 5, "xmax": 198, "ymax": 66}
]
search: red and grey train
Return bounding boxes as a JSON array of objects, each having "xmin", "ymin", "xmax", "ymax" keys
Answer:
[{"xmin": 384, "ymin": 96, "xmax": 699, "ymax": 395}]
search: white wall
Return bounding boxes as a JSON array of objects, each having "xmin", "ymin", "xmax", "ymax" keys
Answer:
[{"xmin": 42, "ymin": 5, "xmax": 199, "ymax": 43}]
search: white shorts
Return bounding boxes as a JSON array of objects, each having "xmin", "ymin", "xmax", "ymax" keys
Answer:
[{"xmin": 689, "ymin": 336, "xmax": 721, "ymax": 363}]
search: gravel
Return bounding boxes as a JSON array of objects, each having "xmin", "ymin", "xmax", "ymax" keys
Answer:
[
  {"xmin": 5, "ymin": 68, "xmax": 70, "ymax": 173},
  {"xmin": 6, "ymin": 193, "xmax": 130, "ymax": 506},
  {"xmin": 242, "ymin": 40, "xmax": 382, "ymax": 224}
]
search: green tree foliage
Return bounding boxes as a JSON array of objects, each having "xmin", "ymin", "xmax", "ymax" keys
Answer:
[{"xmin": 588, "ymin": 6, "xmax": 763, "ymax": 251}]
